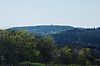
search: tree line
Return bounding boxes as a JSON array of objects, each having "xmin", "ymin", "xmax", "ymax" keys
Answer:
[{"xmin": 0, "ymin": 30, "xmax": 100, "ymax": 66}]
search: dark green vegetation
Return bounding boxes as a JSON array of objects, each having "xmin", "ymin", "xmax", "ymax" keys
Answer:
[
  {"xmin": 8, "ymin": 25, "xmax": 100, "ymax": 57},
  {"xmin": 0, "ymin": 25, "xmax": 100, "ymax": 66},
  {"xmin": 0, "ymin": 28, "xmax": 100, "ymax": 66},
  {"xmin": 8, "ymin": 26, "xmax": 100, "ymax": 46}
]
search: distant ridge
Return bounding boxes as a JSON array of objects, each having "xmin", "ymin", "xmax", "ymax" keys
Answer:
[{"xmin": 7, "ymin": 25, "xmax": 74, "ymax": 35}]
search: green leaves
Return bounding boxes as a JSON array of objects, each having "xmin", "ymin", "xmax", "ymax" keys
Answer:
[{"xmin": 0, "ymin": 30, "xmax": 99, "ymax": 65}]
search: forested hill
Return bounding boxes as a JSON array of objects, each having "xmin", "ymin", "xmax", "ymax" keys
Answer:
[
  {"xmin": 7, "ymin": 25, "xmax": 74, "ymax": 35},
  {"xmin": 0, "ymin": 25, "xmax": 100, "ymax": 65},
  {"xmin": 7, "ymin": 25, "xmax": 100, "ymax": 47},
  {"xmin": 52, "ymin": 28, "xmax": 100, "ymax": 47}
]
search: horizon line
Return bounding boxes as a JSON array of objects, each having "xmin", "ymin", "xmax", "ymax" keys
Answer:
[{"xmin": 0, "ymin": 24, "xmax": 100, "ymax": 30}]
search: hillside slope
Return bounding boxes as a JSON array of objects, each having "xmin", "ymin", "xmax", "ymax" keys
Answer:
[
  {"xmin": 8, "ymin": 25, "xmax": 74, "ymax": 35},
  {"xmin": 52, "ymin": 28, "xmax": 100, "ymax": 47},
  {"xmin": 8, "ymin": 25, "xmax": 100, "ymax": 48}
]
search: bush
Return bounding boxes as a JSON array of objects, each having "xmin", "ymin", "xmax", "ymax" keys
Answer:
[{"xmin": 19, "ymin": 62, "xmax": 45, "ymax": 66}]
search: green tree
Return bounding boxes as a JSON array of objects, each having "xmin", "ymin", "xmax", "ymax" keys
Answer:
[
  {"xmin": 37, "ymin": 35, "xmax": 56, "ymax": 63},
  {"xmin": 77, "ymin": 48, "xmax": 92, "ymax": 65},
  {"xmin": 58, "ymin": 47, "xmax": 72, "ymax": 64},
  {"xmin": 0, "ymin": 30, "xmax": 40, "ymax": 65}
]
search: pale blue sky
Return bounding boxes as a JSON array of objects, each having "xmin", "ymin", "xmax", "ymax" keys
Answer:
[{"xmin": 0, "ymin": 0, "xmax": 100, "ymax": 29}]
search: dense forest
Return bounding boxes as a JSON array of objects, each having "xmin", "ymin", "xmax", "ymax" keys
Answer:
[{"xmin": 0, "ymin": 29, "xmax": 100, "ymax": 66}]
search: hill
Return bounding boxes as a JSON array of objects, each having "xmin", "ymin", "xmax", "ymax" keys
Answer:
[
  {"xmin": 7, "ymin": 25, "xmax": 74, "ymax": 35},
  {"xmin": 52, "ymin": 28, "xmax": 100, "ymax": 47},
  {"xmin": 8, "ymin": 25, "xmax": 100, "ymax": 47},
  {"xmin": 7, "ymin": 25, "xmax": 100, "ymax": 58}
]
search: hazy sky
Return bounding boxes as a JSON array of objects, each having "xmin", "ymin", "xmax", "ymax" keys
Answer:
[{"xmin": 0, "ymin": 0, "xmax": 100, "ymax": 29}]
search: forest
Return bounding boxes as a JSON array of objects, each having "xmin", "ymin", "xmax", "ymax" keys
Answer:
[{"xmin": 0, "ymin": 29, "xmax": 100, "ymax": 66}]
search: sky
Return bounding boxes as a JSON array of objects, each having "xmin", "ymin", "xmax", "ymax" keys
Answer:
[{"xmin": 0, "ymin": 0, "xmax": 100, "ymax": 29}]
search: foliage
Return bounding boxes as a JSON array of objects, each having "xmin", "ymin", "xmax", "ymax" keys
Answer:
[{"xmin": 0, "ymin": 30, "xmax": 99, "ymax": 65}]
